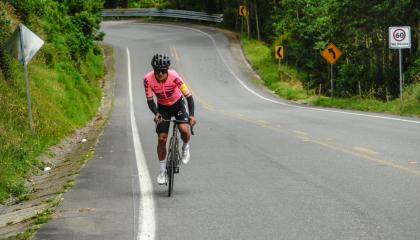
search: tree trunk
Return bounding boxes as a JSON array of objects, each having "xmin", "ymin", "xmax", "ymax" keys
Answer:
[
  {"xmin": 246, "ymin": 0, "xmax": 250, "ymax": 38},
  {"xmin": 254, "ymin": 0, "xmax": 260, "ymax": 41}
]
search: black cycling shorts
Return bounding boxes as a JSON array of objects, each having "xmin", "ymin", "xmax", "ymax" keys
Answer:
[{"xmin": 156, "ymin": 97, "xmax": 189, "ymax": 134}]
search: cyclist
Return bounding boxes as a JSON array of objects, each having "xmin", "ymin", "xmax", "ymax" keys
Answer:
[{"xmin": 143, "ymin": 53, "xmax": 196, "ymax": 185}]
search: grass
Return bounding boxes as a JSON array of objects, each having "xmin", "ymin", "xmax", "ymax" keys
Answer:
[
  {"xmin": 311, "ymin": 96, "xmax": 420, "ymax": 116},
  {"xmin": 241, "ymin": 36, "xmax": 310, "ymax": 101},
  {"xmin": 0, "ymin": 50, "xmax": 104, "ymax": 202},
  {"xmin": 240, "ymin": 35, "xmax": 420, "ymax": 117}
]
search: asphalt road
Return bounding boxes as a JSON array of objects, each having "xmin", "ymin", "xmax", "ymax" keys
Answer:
[{"xmin": 35, "ymin": 21, "xmax": 420, "ymax": 240}]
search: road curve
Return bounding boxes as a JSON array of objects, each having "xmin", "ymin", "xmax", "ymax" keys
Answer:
[{"xmin": 35, "ymin": 21, "xmax": 420, "ymax": 240}]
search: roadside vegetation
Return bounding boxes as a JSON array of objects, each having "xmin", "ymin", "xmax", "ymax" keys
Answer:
[
  {"xmin": 0, "ymin": 0, "xmax": 105, "ymax": 202},
  {"xmin": 242, "ymin": 37, "xmax": 420, "ymax": 117}
]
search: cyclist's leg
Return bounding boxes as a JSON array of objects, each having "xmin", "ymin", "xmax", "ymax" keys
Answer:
[
  {"xmin": 174, "ymin": 99, "xmax": 191, "ymax": 163},
  {"xmin": 156, "ymin": 106, "xmax": 171, "ymax": 184},
  {"xmin": 174, "ymin": 99, "xmax": 190, "ymax": 143},
  {"xmin": 156, "ymin": 107, "xmax": 171, "ymax": 161}
]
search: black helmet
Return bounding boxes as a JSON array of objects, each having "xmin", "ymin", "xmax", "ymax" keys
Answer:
[{"xmin": 151, "ymin": 53, "xmax": 170, "ymax": 70}]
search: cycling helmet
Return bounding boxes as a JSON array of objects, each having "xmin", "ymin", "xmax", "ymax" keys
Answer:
[{"xmin": 151, "ymin": 53, "xmax": 170, "ymax": 70}]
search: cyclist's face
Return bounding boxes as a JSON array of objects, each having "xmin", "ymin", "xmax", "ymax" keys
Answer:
[{"xmin": 155, "ymin": 69, "xmax": 168, "ymax": 82}]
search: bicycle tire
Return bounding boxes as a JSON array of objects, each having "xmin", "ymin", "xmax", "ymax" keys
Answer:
[
  {"xmin": 167, "ymin": 138, "xmax": 175, "ymax": 197},
  {"xmin": 174, "ymin": 138, "xmax": 180, "ymax": 174}
]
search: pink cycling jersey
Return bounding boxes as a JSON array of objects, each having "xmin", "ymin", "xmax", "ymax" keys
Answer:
[{"xmin": 143, "ymin": 69, "xmax": 191, "ymax": 106}]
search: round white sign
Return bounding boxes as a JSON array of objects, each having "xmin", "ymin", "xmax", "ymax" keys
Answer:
[{"xmin": 389, "ymin": 26, "xmax": 411, "ymax": 49}]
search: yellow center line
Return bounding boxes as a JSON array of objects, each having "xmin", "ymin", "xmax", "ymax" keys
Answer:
[
  {"xmin": 306, "ymin": 139, "xmax": 420, "ymax": 176},
  {"xmin": 352, "ymin": 146, "xmax": 379, "ymax": 156},
  {"xmin": 170, "ymin": 46, "xmax": 180, "ymax": 61},
  {"xmin": 257, "ymin": 120, "xmax": 269, "ymax": 124},
  {"xmin": 293, "ymin": 130, "xmax": 308, "ymax": 136},
  {"xmin": 170, "ymin": 46, "xmax": 175, "ymax": 59}
]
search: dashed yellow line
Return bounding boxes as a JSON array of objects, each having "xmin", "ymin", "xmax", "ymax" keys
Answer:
[
  {"xmin": 353, "ymin": 146, "xmax": 379, "ymax": 156},
  {"xmin": 293, "ymin": 130, "xmax": 308, "ymax": 136},
  {"xmin": 307, "ymin": 139, "xmax": 420, "ymax": 176},
  {"xmin": 170, "ymin": 46, "xmax": 180, "ymax": 61},
  {"xmin": 170, "ymin": 46, "xmax": 175, "ymax": 59}
]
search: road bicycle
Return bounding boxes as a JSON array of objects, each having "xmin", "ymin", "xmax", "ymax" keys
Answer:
[{"xmin": 161, "ymin": 118, "xmax": 194, "ymax": 197}]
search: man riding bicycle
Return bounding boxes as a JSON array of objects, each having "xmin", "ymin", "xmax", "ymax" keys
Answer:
[{"xmin": 143, "ymin": 53, "xmax": 196, "ymax": 185}]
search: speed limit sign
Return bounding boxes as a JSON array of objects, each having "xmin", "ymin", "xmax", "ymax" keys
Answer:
[{"xmin": 389, "ymin": 26, "xmax": 411, "ymax": 49}]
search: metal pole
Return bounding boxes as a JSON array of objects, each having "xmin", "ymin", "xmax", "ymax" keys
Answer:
[
  {"xmin": 24, "ymin": 62, "xmax": 33, "ymax": 129},
  {"xmin": 330, "ymin": 64, "xmax": 334, "ymax": 97},
  {"xmin": 399, "ymin": 48, "xmax": 403, "ymax": 104},
  {"xmin": 19, "ymin": 24, "xmax": 34, "ymax": 129},
  {"xmin": 241, "ymin": 16, "xmax": 243, "ymax": 35}
]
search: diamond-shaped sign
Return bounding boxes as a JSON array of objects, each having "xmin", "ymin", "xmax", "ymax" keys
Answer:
[
  {"xmin": 321, "ymin": 42, "xmax": 342, "ymax": 65},
  {"xmin": 239, "ymin": 5, "xmax": 247, "ymax": 16},
  {"xmin": 4, "ymin": 24, "xmax": 44, "ymax": 64}
]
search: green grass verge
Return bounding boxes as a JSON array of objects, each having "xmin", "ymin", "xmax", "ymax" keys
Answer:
[
  {"xmin": 0, "ymin": 50, "xmax": 104, "ymax": 202},
  {"xmin": 240, "ymin": 35, "xmax": 420, "ymax": 117}
]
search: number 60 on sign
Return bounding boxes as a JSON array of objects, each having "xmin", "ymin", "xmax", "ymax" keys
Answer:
[{"xmin": 389, "ymin": 26, "xmax": 411, "ymax": 49}]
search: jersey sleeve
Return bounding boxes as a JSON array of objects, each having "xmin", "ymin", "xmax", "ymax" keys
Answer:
[
  {"xmin": 173, "ymin": 71, "xmax": 191, "ymax": 97},
  {"xmin": 143, "ymin": 78, "xmax": 153, "ymax": 100}
]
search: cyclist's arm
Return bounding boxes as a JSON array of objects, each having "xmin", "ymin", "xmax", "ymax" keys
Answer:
[
  {"xmin": 172, "ymin": 71, "xmax": 195, "ymax": 118},
  {"xmin": 147, "ymin": 99, "xmax": 158, "ymax": 115},
  {"xmin": 144, "ymin": 77, "xmax": 158, "ymax": 115},
  {"xmin": 176, "ymin": 81, "xmax": 194, "ymax": 116},
  {"xmin": 186, "ymin": 96, "xmax": 194, "ymax": 116}
]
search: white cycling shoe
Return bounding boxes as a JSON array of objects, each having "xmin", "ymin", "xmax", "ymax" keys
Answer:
[
  {"xmin": 156, "ymin": 172, "xmax": 167, "ymax": 185},
  {"xmin": 181, "ymin": 148, "xmax": 190, "ymax": 164}
]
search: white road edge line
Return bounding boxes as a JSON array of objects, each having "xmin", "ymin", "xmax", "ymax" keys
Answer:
[
  {"xmin": 127, "ymin": 48, "xmax": 156, "ymax": 240},
  {"xmin": 166, "ymin": 24, "xmax": 420, "ymax": 125}
]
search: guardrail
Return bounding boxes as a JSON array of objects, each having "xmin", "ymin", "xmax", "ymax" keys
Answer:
[{"xmin": 102, "ymin": 8, "xmax": 223, "ymax": 23}]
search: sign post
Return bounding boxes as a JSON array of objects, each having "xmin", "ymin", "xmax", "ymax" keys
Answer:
[
  {"xmin": 239, "ymin": 4, "xmax": 247, "ymax": 35},
  {"xmin": 4, "ymin": 24, "xmax": 44, "ymax": 129},
  {"xmin": 389, "ymin": 26, "xmax": 411, "ymax": 104},
  {"xmin": 321, "ymin": 42, "xmax": 342, "ymax": 97}
]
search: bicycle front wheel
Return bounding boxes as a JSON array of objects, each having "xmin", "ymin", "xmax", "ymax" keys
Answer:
[
  {"xmin": 166, "ymin": 138, "xmax": 175, "ymax": 197},
  {"xmin": 167, "ymin": 154, "xmax": 175, "ymax": 197}
]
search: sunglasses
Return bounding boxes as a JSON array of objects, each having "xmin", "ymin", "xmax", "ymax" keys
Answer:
[{"xmin": 155, "ymin": 68, "xmax": 168, "ymax": 74}]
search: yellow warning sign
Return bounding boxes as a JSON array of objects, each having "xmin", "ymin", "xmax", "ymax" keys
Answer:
[
  {"xmin": 321, "ymin": 42, "xmax": 342, "ymax": 64},
  {"xmin": 275, "ymin": 46, "xmax": 284, "ymax": 59},
  {"xmin": 239, "ymin": 5, "xmax": 247, "ymax": 16}
]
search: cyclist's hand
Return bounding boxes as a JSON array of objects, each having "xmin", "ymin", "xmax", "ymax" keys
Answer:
[
  {"xmin": 154, "ymin": 113, "xmax": 162, "ymax": 123},
  {"xmin": 189, "ymin": 116, "xmax": 196, "ymax": 126}
]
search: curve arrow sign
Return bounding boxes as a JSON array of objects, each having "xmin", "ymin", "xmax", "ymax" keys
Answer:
[
  {"xmin": 275, "ymin": 45, "xmax": 284, "ymax": 59},
  {"xmin": 321, "ymin": 42, "xmax": 342, "ymax": 64},
  {"xmin": 239, "ymin": 5, "xmax": 246, "ymax": 16}
]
